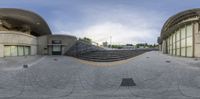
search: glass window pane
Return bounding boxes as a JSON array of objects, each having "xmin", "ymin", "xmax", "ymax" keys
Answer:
[
  {"xmin": 18, "ymin": 46, "xmax": 24, "ymax": 56},
  {"xmin": 170, "ymin": 46, "xmax": 173, "ymax": 55},
  {"xmin": 168, "ymin": 38, "xmax": 170, "ymax": 49},
  {"xmin": 181, "ymin": 47, "xmax": 186, "ymax": 56},
  {"xmin": 171, "ymin": 36, "xmax": 173, "ymax": 44},
  {"xmin": 173, "ymin": 49, "xmax": 176, "ymax": 55},
  {"xmin": 173, "ymin": 43, "xmax": 175, "ymax": 49},
  {"xmin": 181, "ymin": 27, "xmax": 185, "ymax": 39},
  {"xmin": 10, "ymin": 46, "xmax": 17, "ymax": 56},
  {"xmin": 176, "ymin": 30, "xmax": 180, "ymax": 41},
  {"xmin": 187, "ymin": 37, "xmax": 193, "ymax": 46},
  {"xmin": 186, "ymin": 24, "xmax": 193, "ymax": 37},
  {"xmin": 168, "ymin": 38, "xmax": 170, "ymax": 45},
  {"xmin": 24, "ymin": 46, "xmax": 30, "ymax": 55},
  {"xmin": 53, "ymin": 45, "xmax": 61, "ymax": 51},
  {"xmin": 4, "ymin": 46, "xmax": 11, "ymax": 56},
  {"xmin": 173, "ymin": 33, "xmax": 176, "ymax": 43},
  {"xmin": 177, "ymin": 48, "xmax": 180, "ymax": 56},
  {"xmin": 176, "ymin": 41, "xmax": 180, "ymax": 48},
  {"xmin": 168, "ymin": 38, "xmax": 170, "ymax": 54},
  {"xmin": 187, "ymin": 47, "xmax": 193, "ymax": 57},
  {"xmin": 168, "ymin": 48, "xmax": 170, "ymax": 54},
  {"xmin": 181, "ymin": 39, "xmax": 186, "ymax": 47}
]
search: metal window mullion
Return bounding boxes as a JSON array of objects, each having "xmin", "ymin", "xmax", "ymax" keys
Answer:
[
  {"xmin": 175, "ymin": 31, "xmax": 177, "ymax": 55},
  {"xmin": 179, "ymin": 28, "xmax": 181, "ymax": 56},
  {"xmin": 192, "ymin": 22, "xmax": 195, "ymax": 57}
]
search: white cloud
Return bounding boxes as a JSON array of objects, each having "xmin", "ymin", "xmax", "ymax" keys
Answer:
[
  {"xmin": 75, "ymin": 22, "xmax": 156, "ymax": 45},
  {"xmin": 51, "ymin": 4, "xmax": 165, "ymax": 45}
]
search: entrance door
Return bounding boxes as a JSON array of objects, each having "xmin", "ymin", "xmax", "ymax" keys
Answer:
[{"xmin": 52, "ymin": 45, "xmax": 62, "ymax": 55}]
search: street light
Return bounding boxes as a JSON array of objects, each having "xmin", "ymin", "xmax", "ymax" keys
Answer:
[{"xmin": 110, "ymin": 35, "xmax": 112, "ymax": 48}]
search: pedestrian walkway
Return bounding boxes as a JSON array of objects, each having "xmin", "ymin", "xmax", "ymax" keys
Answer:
[{"xmin": 0, "ymin": 51, "xmax": 200, "ymax": 99}]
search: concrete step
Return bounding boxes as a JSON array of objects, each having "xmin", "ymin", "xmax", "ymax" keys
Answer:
[{"xmin": 72, "ymin": 50, "xmax": 148, "ymax": 62}]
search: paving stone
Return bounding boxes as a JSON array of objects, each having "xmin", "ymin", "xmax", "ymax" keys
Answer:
[{"xmin": 0, "ymin": 51, "xmax": 199, "ymax": 99}]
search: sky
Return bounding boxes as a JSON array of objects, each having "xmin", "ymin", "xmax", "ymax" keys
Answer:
[{"xmin": 0, "ymin": 0, "xmax": 200, "ymax": 45}]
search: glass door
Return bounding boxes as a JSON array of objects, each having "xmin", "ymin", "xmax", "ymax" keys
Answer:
[{"xmin": 52, "ymin": 45, "xmax": 62, "ymax": 55}]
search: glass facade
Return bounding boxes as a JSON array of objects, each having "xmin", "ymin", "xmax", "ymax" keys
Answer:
[
  {"xmin": 166, "ymin": 24, "xmax": 193, "ymax": 57},
  {"xmin": 4, "ymin": 45, "xmax": 30, "ymax": 57}
]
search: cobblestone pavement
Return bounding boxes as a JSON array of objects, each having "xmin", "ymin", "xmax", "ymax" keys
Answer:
[{"xmin": 0, "ymin": 51, "xmax": 200, "ymax": 99}]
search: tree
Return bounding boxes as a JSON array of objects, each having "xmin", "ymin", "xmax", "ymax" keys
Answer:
[{"xmin": 79, "ymin": 37, "xmax": 92, "ymax": 44}]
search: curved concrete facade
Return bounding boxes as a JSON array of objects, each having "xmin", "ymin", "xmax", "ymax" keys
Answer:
[
  {"xmin": 159, "ymin": 8, "xmax": 200, "ymax": 57},
  {"xmin": 0, "ymin": 8, "xmax": 52, "ymax": 36},
  {"xmin": 0, "ymin": 8, "xmax": 77, "ymax": 57},
  {"xmin": 0, "ymin": 31, "xmax": 37, "ymax": 57}
]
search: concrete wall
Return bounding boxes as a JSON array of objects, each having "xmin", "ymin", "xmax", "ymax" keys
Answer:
[
  {"xmin": 0, "ymin": 31, "xmax": 78, "ymax": 56},
  {"xmin": 37, "ymin": 35, "xmax": 77, "ymax": 55},
  {"xmin": 48, "ymin": 35, "xmax": 77, "ymax": 55},
  {"xmin": 194, "ymin": 22, "xmax": 200, "ymax": 57},
  {"xmin": 0, "ymin": 31, "xmax": 37, "ymax": 57},
  {"xmin": 31, "ymin": 46, "xmax": 37, "ymax": 55},
  {"xmin": 0, "ymin": 44, "xmax": 3, "ymax": 57},
  {"xmin": 37, "ymin": 35, "xmax": 48, "ymax": 55}
]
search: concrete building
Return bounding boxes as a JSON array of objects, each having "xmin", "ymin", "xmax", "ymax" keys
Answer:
[
  {"xmin": 158, "ymin": 8, "xmax": 200, "ymax": 58},
  {"xmin": 37, "ymin": 35, "xmax": 76, "ymax": 55},
  {"xmin": 0, "ymin": 8, "xmax": 77, "ymax": 57}
]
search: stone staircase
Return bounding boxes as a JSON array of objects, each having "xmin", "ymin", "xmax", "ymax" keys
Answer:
[
  {"xmin": 76, "ymin": 50, "xmax": 148, "ymax": 62},
  {"xmin": 65, "ymin": 40, "xmax": 157, "ymax": 62}
]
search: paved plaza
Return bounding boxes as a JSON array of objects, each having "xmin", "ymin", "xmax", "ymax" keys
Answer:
[{"xmin": 0, "ymin": 51, "xmax": 200, "ymax": 99}]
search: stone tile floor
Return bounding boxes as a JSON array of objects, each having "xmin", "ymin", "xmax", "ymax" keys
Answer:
[{"xmin": 0, "ymin": 51, "xmax": 200, "ymax": 99}]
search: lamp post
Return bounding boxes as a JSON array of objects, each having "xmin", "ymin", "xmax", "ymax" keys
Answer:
[{"xmin": 110, "ymin": 36, "xmax": 112, "ymax": 48}]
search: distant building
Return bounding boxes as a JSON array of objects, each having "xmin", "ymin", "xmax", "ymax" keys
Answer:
[
  {"xmin": 136, "ymin": 43, "xmax": 148, "ymax": 48},
  {"xmin": 121, "ymin": 44, "xmax": 135, "ymax": 50},
  {"xmin": 102, "ymin": 41, "xmax": 108, "ymax": 47},
  {"xmin": 158, "ymin": 8, "xmax": 200, "ymax": 57}
]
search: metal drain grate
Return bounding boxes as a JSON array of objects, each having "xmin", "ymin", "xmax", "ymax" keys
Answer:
[{"xmin": 120, "ymin": 78, "xmax": 136, "ymax": 86}]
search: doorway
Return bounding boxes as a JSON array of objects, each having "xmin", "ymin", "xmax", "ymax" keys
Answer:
[{"xmin": 52, "ymin": 45, "xmax": 62, "ymax": 55}]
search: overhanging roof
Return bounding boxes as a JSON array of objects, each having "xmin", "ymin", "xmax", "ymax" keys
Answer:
[
  {"xmin": 0, "ymin": 8, "xmax": 52, "ymax": 36},
  {"xmin": 160, "ymin": 8, "xmax": 200, "ymax": 40}
]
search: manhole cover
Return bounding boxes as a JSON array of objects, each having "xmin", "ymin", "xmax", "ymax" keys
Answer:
[{"xmin": 120, "ymin": 78, "xmax": 136, "ymax": 86}]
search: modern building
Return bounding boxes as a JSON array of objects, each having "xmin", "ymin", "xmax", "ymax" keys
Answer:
[
  {"xmin": 121, "ymin": 44, "xmax": 135, "ymax": 50},
  {"xmin": 102, "ymin": 41, "xmax": 108, "ymax": 47},
  {"xmin": 158, "ymin": 8, "xmax": 200, "ymax": 58},
  {"xmin": 136, "ymin": 43, "xmax": 148, "ymax": 49},
  {"xmin": 37, "ymin": 35, "xmax": 76, "ymax": 55},
  {"xmin": 0, "ymin": 8, "xmax": 77, "ymax": 57}
]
